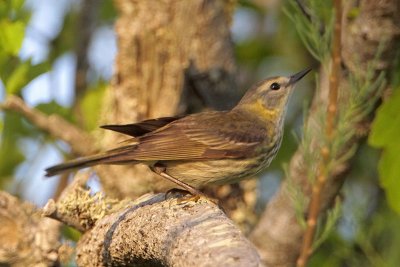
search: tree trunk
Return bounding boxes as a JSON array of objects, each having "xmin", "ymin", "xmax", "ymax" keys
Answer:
[{"xmin": 97, "ymin": 0, "xmax": 239, "ymax": 199}]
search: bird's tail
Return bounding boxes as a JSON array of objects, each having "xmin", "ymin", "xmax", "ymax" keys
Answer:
[{"xmin": 45, "ymin": 145, "xmax": 137, "ymax": 177}]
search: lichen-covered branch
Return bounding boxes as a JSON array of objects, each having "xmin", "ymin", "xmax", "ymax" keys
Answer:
[
  {"xmin": 41, "ymin": 171, "xmax": 259, "ymax": 266},
  {"xmin": 43, "ymin": 172, "xmax": 132, "ymax": 232}
]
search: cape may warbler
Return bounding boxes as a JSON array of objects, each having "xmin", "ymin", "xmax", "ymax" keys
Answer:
[{"xmin": 46, "ymin": 69, "xmax": 311, "ymax": 196}]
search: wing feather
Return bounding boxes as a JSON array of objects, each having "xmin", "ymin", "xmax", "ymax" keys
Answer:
[
  {"xmin": 118, "ymin": 110, "xmax": 268, "ymax": 161},
  {"xmin": 100, "ymin": 116, "xmax": 182, "ymax": 137}
]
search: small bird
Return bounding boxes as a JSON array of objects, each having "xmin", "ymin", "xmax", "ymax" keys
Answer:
[{"xmin": 46, "ymin": 69, "xmax": 311, "ymax": 196}]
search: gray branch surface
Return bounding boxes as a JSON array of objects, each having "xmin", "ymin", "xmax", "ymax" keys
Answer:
[
  {"xmin": 39, "ymin": 173, "xmax": 260, "ymax": 267},
  {"xmin": 68, "ymin": 193, "xmax": 260, "ymax": 267}
]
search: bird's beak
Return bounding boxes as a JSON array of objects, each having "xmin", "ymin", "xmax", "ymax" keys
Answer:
[{"xmin": 288, "ymin": 68, "xmax": 312, "ymax": 85}]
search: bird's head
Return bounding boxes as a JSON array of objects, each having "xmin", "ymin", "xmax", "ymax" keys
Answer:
[{"xmin": 235, "ymin": 68, "xmax": 311, "ymax": 122}]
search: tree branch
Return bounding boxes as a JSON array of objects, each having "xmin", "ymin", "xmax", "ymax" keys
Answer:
[
  {"xmin": 43, "ymin": 171, "xmax": 132, "ymax": 232},
  {"xmin": 41, "ymin": 169, "xmax": 260, "ymax": 266},
  {"xmin": 76, "ymin": 194, "xmax": 260, "ymax": 267},
  {"xmin": 0, "ymin": 95, "xmax": 95, "ymax": 156}
]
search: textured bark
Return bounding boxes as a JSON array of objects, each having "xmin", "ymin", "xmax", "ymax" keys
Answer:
[
  {"xmin": 250, "ymin": 1, "xmax": 400, "ymax": 266},
  {"xmin": 39, "ymin": 173, "xmax": 259, "ymax": 267},
  {"xmin": 98, "ymin": 0, "xmax": 238, "ymax": 198},
  {"xmin": 0, "ymin": 191, "xmax": 61, "ymax": 267},
  {"xmin": 342, "ymin": 0, "xmax": 400, "ymax": 75},
  {"xmin": 72, "ymin": 194, "xmax": 260, "ymax": 267}
]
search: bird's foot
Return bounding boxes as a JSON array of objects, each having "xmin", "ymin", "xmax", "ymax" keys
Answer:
[
  {"xmin": 165, "ymin": 188, "xmax": 219, "ymax": 205},
  {"xmin": 178, "ymin": 193, "xmax": 219, "ymax": 206},
  {"xmin": 164, "ymin": 188, "xmax": 192, "ymax": 200}
]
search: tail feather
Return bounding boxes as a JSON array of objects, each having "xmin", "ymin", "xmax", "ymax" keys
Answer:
[
  {"xmin": 45, "ymin": 152, "xmax": 133, "ymax": 177},
  {"xmin": 45, "ymin": 154, "xmax": 105, "ymax": 177}
]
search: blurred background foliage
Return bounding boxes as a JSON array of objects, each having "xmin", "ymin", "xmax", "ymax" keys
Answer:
[{"xmin": 0, "ymin": 0, "xmax": 399, "ymax": 266}]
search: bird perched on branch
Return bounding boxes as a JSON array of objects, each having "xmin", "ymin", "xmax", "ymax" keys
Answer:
[{"xmin": 46, "ymin": 69, "xmax": 311, "ymax": 197}]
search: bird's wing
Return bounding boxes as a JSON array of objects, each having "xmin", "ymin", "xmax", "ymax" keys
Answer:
[
  {"xmin": 100, "ymin": 116, "xmax": 182, "ymax": 137},
  {"xmin": 112, "ymin": 110, "xmax": 268, "ymax": 161}
]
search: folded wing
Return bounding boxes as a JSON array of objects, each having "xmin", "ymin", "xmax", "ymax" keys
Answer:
[
  {"xmin": 45, "ymin": 110, "xmax": 268, "ymax": 176},
  {"xmin": 109, "ymin": 110, "xmax": 268, "ymax": 161}
]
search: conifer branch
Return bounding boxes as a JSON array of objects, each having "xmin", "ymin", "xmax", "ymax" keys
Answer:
[{"xmin": 297, "ymin": 0, "xmax": 342, "ymax": 266}]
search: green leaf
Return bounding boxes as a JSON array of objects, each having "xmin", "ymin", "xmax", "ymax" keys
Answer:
[
  {"xmin": 5, "ymin": 60, "xmax": 50, "ymax": 95},
  {"xmin": 62, "ymin": 225, "xmax": 81, "ymax": 242},
  {"xmin": 80, "ymin": 83, "xmax": 107, "ymax": 131},
  {"xmin": 0, "ymin": 0, "xmax": 25, "ymax": 16},
  {"xmin": 0, "ymin": 143, "xmax": 24, "ymax": 179},
  {"xmin": 28, "ymin": 61, "xmax": 51, "ymax": 79},
  {"xmin": 100, "ymin": 0, "xmax": 117, "ymax": 21},
  {"xmin": 35, "ymin": 101, "xmax": 73, "ymax": 122},
  {"xmin": 238, "ymin": 0, "xmax": 265, "ymax": 15},
  {"xmin": 0, "ymin": 19, "xmax": 25, "ymax": 56},
  {"xmin": 377, "ymin": 144, "xmax": 400, "ymax": 214},
  {"xmin": 0, "ymin": 112, "xmax": 28, "ymax": 179},
  {"xmin": 5, "ymin": 60, "xmax": 29, "ymax": 94},
  {"xmin": 48, "ymin": 12, "xmax": 77, "ymax": 63},
  {"xmin": 235, "ymin": 38, "xmax": 273, "ymax": 66},
  {"xmin": 369, "ymin": 89, "xmax": 400, "ymax": 214},
  {"xmin": 369, "ymin": 90, "xmax": 400, "ymax": 147},
  {"xmin": 11, "ymin": 0, "xmax": 25, "ymax": 10}
]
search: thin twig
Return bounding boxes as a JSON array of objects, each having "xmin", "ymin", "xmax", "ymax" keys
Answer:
[
  {"xmin": 0, "ymin": 95, "xmax": 95, "ymax": 156},
  {"xmin": 296, "ymin": 0, "xmax": 342, "ymax": 266}
]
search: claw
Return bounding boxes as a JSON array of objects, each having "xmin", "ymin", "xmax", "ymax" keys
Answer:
[
  {"xmin": 164, "ymin": 188, "xmax": 219, "ymax": 206},
  {"xmin": 177, "ymin": 193, "xmax": 219, "ymax": 205},
  {"xmin": 164, "ymin": 188, "xmax": 191, "ymax": 200}
]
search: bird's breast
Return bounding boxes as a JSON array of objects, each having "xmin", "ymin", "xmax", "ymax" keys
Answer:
[{"xmin": 162, "ymin": 146, "xmax": 280, "ymax": 188}]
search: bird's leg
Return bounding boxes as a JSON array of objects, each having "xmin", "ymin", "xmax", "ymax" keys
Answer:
[
  {"xmin": 150, "ymin": 163, "xmax": 216, "ymax": 204},
  {"xmin": 150, "ymin": 163, "xmax": 203, "ymax": 196}
]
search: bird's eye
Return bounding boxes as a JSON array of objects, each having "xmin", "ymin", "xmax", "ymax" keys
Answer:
[{"xmin": 270, "ymin": 82, "xmax": 281, "ymax": 90}]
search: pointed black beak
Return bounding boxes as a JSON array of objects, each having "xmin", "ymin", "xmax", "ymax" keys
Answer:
[{"xmin": 288, "ymin": 68, "xmax": 312, "ymax": 85}]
